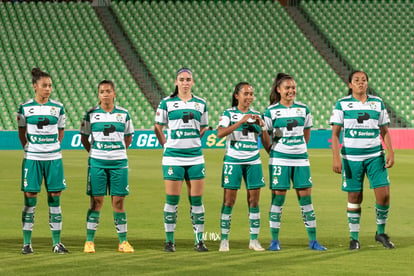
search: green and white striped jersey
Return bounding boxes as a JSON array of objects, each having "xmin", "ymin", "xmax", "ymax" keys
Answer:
[
  {"xmin": 17, "ymin": 99, "xmax": 65, "ymax": 160},
  {"xmin": 80, "ymin": 105, "xmax": 134, "ymax": 168},
  {"xmin": 155, "ymin": 95, "xmax": 208, "ymax": 166},
  {"xmin": 264, "ymin": 101, "xmax": 312, "ymax": 166},
  {"xmin": 219, "ymin": 106, "xmax": 262, "ymax": 165},
  {"xmin": 330, "ymin": 94, "xmax": 390, "ymax": 161}
]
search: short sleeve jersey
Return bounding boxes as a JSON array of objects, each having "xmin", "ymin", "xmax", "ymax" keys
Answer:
[
  {"xmin": 264, "ymin": 101, "xmax": 312, "ymax": 166},
  {"xmin": 155, "ymin": 95, "xmax": 208, "ymax": 166},
  {"xmin": 80, "ymin": 105, "xmax": 134, "ymax": 168},
  {"xmin": 329, "ymin": 94, "xmax": 390, "ymax": 161},
  {"xmin": 218, "ymin": 106, "xmax": 262, "ymax": 165},
  {"xmin": 17, "ymin": 99, "xmax": 65, "ymax": 160}
]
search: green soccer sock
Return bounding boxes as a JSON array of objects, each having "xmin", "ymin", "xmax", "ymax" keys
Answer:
[
  {"xmin": 22, "ymin": 196, "xmax": 37, "ymax": 245},
  {"xmin": 48, "ymin": 195, "xmax": 62, "ymax": 245},
  {"xmin": 299, "ymin": 195, "xmax": 317, "ymax": 241},
  {"xmin": 114, "ymin": 212, "xmax": 128, "ymax": 243},
  {"xmin": 164, "ymin": 194, "xmax": 180, "ymax": 243},
  {"xmin": 86, "ymin": 209, "xmax": 100, "ymax": 242},
  {"xmin": 249, "ymin": 206, "xmax": 260, "ymax": 240},
  {"xmin": 269, "ymin": 194, "xmax": 285, "ymax": 241},
  {"xmin": 376, "ymin": 203, "xmax": 389, "ymax": 235},
  {"xmin": 190, "ymin": 196, "xmax": 205, "ymax": 244},
  {"xmin": 347, "ymin": 209, "xmax": 361, "ymax": 241},
  {"xmin": 220, "ymin": 204, "xmax": 233, "ymax": 240}
]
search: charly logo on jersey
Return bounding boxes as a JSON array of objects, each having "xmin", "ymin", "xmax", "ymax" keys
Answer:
[
  {"xmin": 50, "ymin": 107, "xmax": 58, "ymax": 116},
  {"xmin": 116, "ymin": 113, "xmax": 124, "ymax": 122}
]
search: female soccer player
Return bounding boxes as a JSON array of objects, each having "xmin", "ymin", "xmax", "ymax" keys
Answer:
[
  {"xmin": 330, "ymin": 70, "xmax": 395, "ymax": 250},
  {"xmin": 154, "ymin": 68, "xmax": 209, "ymax": 252},
  {"xmin": 217, "ymin": 82, "xmax": 270, "ymax": 252},
  {"xmin": 80, "ymin": 80, "xmax": 135, "ymax": 253},
  {"xmin": 17, "ymin": 68, "xmax": 68, "ymax": 254},
  {"xmin": 263, "ymin": 73, "xmax": 326, "ymax": 251}
]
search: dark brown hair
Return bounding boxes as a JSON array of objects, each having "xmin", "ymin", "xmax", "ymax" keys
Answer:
[{"xmin": 269, "ymin": 73, "xmax": 294, "ymax": 105}]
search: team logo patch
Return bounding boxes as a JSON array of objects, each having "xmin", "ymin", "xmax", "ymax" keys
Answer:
[
  {"xmin": 194, "ymin": 103, "xmax": 201, "ymax": 111},
  {"xmin": 116, "ymin": 113, "xmax": 123, "ymax": 122},
  {"xmin": 370, "ymin": 102, "xmax": 377, "ymax": 110},
  {"xmin": 296, "ymin": 108, "xmax": 303, "ymax": 115},
  {"xmin": 168, "ymin": 167, "xmax": 173, "ymax": 175},
  {"xmin": 224, "ymin": 175, "xmax": 229, "ymax": 184},
  {"xmin": 50, "ymin": 107, "xmax": 58, "ymax": 116},
  {"xmin": 273, "ymin": 176, "xmax": 279, "ymax": 185}
]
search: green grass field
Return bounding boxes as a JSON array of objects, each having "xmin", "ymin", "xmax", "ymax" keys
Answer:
[{"xmin": 0, "ymin": 149, "xmax": 413, "ymax": 275}]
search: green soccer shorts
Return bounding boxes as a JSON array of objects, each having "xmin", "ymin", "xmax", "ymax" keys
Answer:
[
  {"xmin": 87, "ymin": 166, "xmax": 129, "ymax": 196},
  {"xmin": 341, "ymin": 154, "xmax": 390, "ymax": 192},
  {"xmin": 21, "ymin": 159, "xmax": 66, "ymax": 193},
  {"xmin": 162, "ymin": 163, "xmax": 206, "ymax": 181},
  {"xmin": 222, "ymin": 163, "xmax": 265, "ymax": 190},
  {"xmin": 269, "ymin": 165, "xmax": 312, "ymax": 190}
]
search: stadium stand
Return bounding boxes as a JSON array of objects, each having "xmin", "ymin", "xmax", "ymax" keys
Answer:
[
  {"xmin": 0, "ymin": 1, "xmax": 153, "ymax": 130},
  {"xmin": 300, "ymin": 0, "xmax": 414, "ymax": 127},
  {"xmin": 111, "ymin": 0, "xmax": 347, "ymax": 129},
  {"xmin": 1, "ymin": 0, "xmax": 411, "ymax": 130}
]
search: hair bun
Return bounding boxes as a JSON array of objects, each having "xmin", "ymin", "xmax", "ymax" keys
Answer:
[{"xmin": 31, "ymin": 67, "xmax": 42, "ymax": 77}]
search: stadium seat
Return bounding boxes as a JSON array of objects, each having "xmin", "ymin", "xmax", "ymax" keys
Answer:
[{"xmin": 301, "ymin": 0, "xmax": 414, "ymax": 127}]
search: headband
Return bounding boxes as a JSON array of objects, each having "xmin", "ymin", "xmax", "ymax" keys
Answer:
[{"xmin": 176, "ymin": 68, "xmax": 193, "ymax": 78}]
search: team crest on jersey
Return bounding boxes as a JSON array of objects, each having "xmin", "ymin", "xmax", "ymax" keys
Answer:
[
  {"xmin": 194, "ymin": 102, "xmax": 201, "ymax": 111},
  {"xmin": 116, "ymin": 113, "xmax": 123, "ymax": 122},
  {"xmin": 370, "ymin": 102, "xmax": 377, "ymax": 110},
  {"xmin": 224, "ymin": 175, "xmax": 229, "ymax": 184},
  {"xmin": 168, "ymin": 167, "xmax": 174, "ymax": 175},
  {"xmin": 273, "ymin": 176, "xmax": 279, "ymax": 185},
  {"xmin": 50, "ymin": 107, "xmax": 58, "ymax": 116},
  {"xmin": 296, "ymin": 108, "xmax": 303, "ymax": 115}
]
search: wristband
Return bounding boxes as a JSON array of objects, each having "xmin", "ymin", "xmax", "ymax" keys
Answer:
[{"xmin": 261, "ymin": 126, "xmax": 267, "ymax": 131}]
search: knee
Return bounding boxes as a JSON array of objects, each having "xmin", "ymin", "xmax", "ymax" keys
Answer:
[
  {"xmin": 224, "ymin": 198, "xmax": 236, "ymax": 207},
  {"xmin": 248, "ymin": 198, "xmax": 259, "ymax": 208},
  {"xmin": 90, "ymin": 197, "xmax": 104, "ymax": 210}
]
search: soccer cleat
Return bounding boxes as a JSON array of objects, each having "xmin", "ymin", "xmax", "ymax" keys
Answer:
[
  {"xmin": 219, "ymin": 239, "xmax": 229, "ymax": 252},
  {"xmin": 22, "ymin": 243, "xmax": 33, "ymax": 254},
  {"xmin": 268, "ymin": 240, "xmax": 281, "ymax": 251},
  {"xmin": 118, "ymin": 241, "xmax": 134, "ymax": 253},
  {"xmin": 309, "ymin": 240, "xmax": 327, "ymax": 251},
  {"xmin": 84, "ymin": 241, "xmax": 95, "ymax": 253},
  {"xmin": 164, "ymin": 241, "xmax": 176, "ymax": 252},
  {"xmin": 52, "ymin": 243, "xmax": 69, "ymax": 254},
  {"xmin": 375, "ymin": 233, "xmax": 395, "ymax": 249},
  {"xmin": 349, "ymin": 239, "xmax": 360, "ymax": 250},
  {"xmin": 194, "ymin": 241, "xmax": 208, "ymax": 252},
  {"xmin": 249, "ymin": 239, "xmax": 265, "ymax": 251}
]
